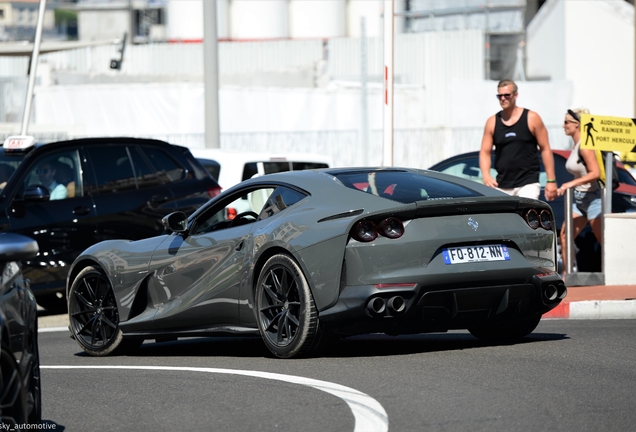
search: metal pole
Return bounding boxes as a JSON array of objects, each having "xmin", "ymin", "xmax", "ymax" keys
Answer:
[
  {"xmin": 20, "ymin": 0, "xmax": 47, "ymax": 136},
  {"xmin": 564, "ymin": 188, "xmax": 575, "ymax": 274},
  {"xmin": 360, "ymin": 17, "xmax": 370, "ymax": 165},
  {"xmin": 604, "ymin": 152, "xmax": 613, "ymax": 215},
  {"xmin": 203, "ymin": 0, "xmax": 220, "ymax": 149},
  {"xmin": 383, "ymin": 0, "xmax": 394, "ymax": 167}
]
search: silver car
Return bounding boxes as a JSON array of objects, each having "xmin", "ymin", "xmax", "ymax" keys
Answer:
[{"xmin": 66, "ymin": 167, "xmax": 566, "ymax": 359}]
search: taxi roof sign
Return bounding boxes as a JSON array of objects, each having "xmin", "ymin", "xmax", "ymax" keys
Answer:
[
  {"xmin": 579, "ymin": 114, "xmax": 636, "ymax": 153},
  {"xmin": 3, "ymin": 135, "xmax": 36, "ymax": 153}
]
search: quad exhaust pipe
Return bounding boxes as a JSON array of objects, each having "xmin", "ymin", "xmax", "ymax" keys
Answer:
[
  {"xmin": 367, "ymin": 296, "xmax": 406, "ymax": 316},
  {"xmin": 542, "ymin": 282, "xmax": 567, "ymax": 302}
]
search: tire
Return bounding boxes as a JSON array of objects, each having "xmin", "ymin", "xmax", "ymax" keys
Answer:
[
  {"xmin": 26, "ymin": 322, "xmax": 41, "ymax": 424},
  {"xmin": 255, "ymin": 254, "xmax": 322, "ymax": 359},
  {"xmin": 468, "ymin": 315, "xmax": 542, "ymax": 342},
  {"xmin": 0, "ymin": 343, "xmax": 28, "ymax": 426},
  {"xmin": 68, "ymin": 266, "xmax": 141, "ymax": 356}
]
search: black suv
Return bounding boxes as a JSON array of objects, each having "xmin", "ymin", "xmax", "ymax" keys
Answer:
[{"xmin": 0, "ymin": 136, "xmax": 220, "ymax": 311}]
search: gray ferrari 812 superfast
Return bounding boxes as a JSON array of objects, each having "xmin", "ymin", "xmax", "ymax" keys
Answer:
[{"xmin": 66, "ymin": 167, "xmax": 566, "ymax": 358}]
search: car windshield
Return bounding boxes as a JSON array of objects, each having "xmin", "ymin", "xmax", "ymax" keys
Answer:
[
  {"xmin": 0, "ymin": 153, "xmax": 26, "ymax": 193},
  {"xmin": 617, "ymin": 166, "xmax": 636, "ymax": 186},
  {"xmin": 333, "ymin": 170, "xmax": 482, "ymax": 204}
]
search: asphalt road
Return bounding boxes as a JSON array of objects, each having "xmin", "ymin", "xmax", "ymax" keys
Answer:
[{"xmin": 38, "ymin": 319, "xmax": 636, "ymax": 432}]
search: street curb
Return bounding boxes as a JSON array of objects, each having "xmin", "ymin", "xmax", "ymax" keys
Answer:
[{"xmin": 543, "ymin": 300, "xmax": 636, "ymax": 319}]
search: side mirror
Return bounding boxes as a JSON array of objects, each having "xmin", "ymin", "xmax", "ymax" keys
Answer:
[
  {"xmin": 162, "ymin": 211, "xmax": 188, "ymax": 234},
  {"xmin": 0, "ymin": 233, "xmax": 39, "ymax": 261},
  {"xmin": 23, "ymin": 184, "xmax": 50, "ymax": 202}
]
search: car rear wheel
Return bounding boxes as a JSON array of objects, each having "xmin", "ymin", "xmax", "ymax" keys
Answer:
[
  {"xmin": 69, "ymin": 266, "xmax": 141, "ymax": 356},
  {"xmin": 0, "ymin": 343, "xmax": 28, "ymax": 426},
  {"xmin": 468, "ymin": 315, "xmax": 542, "ymax": 342},
  {"xmin": 255, "ymin": 254, "xmax": 322, "ymax": 358}
]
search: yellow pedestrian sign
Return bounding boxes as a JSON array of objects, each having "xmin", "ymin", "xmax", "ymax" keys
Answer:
[{"xmin": 579, "ymin": 114, "xmax": 636, "ymax": 153}]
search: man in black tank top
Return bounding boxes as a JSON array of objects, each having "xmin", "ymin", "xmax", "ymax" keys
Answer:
[{"xmin": 479, "ymin": 80, "xmax": 557, "ymax": 202}]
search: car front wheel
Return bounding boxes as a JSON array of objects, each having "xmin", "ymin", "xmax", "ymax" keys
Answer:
[
  {"xmin": 0, "ymin": 343, "xmax": 28, "ymax": 426},
  {"xmin": 68, "ymin": 266, "xmax": 141, "ymax": 356},
  {"xmin": 255, "ymin": 254, "xmax": 322, "ymax": 359}
]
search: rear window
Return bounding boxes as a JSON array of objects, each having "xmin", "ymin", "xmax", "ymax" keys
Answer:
[
  {"xmin": 333, "ymin": 170, "xmax": 481, "ymax": 204},
  {"xmin": 292, "ymin": 162, "xmax": 329, "ymax": 170},
  {"xmin": 198, "ymin": 158, "xmax": 220, "ymax": 181},
  {"xmin": 139, "ymin": 146, "xmax": 185, "ymax": 183}
]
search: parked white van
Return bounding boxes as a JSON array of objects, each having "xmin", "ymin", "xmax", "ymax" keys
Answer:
[{"xmin": 190, "ymin": 149, "xmax": 333, "ymax": 191}]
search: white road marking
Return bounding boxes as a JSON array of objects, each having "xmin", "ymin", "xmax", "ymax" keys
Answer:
[
  {"xmin": 42, "ymin": 365, "xmax": 389, "ymax": 432},
  {"xmin": 39, "ymin": 326, "xmax": 68, "ymax": 333}
]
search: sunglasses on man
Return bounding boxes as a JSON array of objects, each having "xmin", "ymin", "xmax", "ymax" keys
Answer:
[{"xmin": 495, "ymin": 93, "xmax": 514, "ymax": 100}]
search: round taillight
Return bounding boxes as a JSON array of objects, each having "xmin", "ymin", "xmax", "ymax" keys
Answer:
[
  {"xmin": 378, "ymin": 217, "xmax": 404, "ymax": 239},
  {"xmin": 525, "ymin": 209, "xmax": 539, "ymax": 229},
  {"xmin": 540, "ymin": 209, "xmax": 552, "ymax": 230},
  {"xmin": 353, "ymin": 220, "xmax": 378, "ymax": 242}
]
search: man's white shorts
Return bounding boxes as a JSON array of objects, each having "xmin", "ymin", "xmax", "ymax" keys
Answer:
[{"xmin": 496, "ymin": 182, "xmax": 541, "ymax": 200}]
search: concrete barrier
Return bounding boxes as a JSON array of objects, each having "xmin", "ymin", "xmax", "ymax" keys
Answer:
[{"xmin": 604, "ymin": 212, "xmax": 636, "ymax": 285}]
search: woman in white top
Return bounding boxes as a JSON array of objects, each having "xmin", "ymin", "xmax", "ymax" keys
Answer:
[{"xmin": 556, "ymin": 108, "xmax": 602, "ymax": 274}]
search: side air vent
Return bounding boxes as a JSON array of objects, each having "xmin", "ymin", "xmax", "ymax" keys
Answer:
[{"xmin": 318, "ymin": 209, "xmax": 364, "ymax": 223}]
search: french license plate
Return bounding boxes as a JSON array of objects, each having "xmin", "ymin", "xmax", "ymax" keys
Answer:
[{"xmin": 442, "ymin": 245, "xmax": 510, "ymax": 265}]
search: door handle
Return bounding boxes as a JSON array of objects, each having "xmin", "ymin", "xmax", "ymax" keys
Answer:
[
  {"xmin": 235, "ymin": 240, "xmax": 244, "ymax": 251},
  {"xmin": 72, "ymin": 206, "xmax": 90, "ymax": 216}
]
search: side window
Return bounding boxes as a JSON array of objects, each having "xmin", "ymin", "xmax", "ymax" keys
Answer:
[
  {"xmin": 541, "ymin": 154, "xmax": 571, "ymax": 187},
  {"xmin": 85, "ymin": 146, "xmax": 137, "ymax": 194},
  {"xmin": 259, "ymin": 186, "xmax": 307, "ymax": 221},
  {"xmin": 23, "ymin": 150, "xmax": 82, "ymax": 200},
  {"xmin": 437, "ymin": 157, "xmax": 496, "ymax": 185},
  {"xmin": 129, "ymin": 147, "xmax": 161, "ymax": 189},
  {"xmin": 193, "ymin": 186, "xmax": 275, "ymax": 234},
  {"xmin": 242, "ymin": 163, "xmax": 258, "ymax": 181},
  {"xmin": 140, "ymin": 147, "xmax": 185, "ymax": 183}
]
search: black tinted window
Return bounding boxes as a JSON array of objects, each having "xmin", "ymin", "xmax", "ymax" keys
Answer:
[
  {"xmin": 334, "ymin": 170, "xmax": 481, "ymax": 204},
  {"xmin": 86, "ymin": 146, "xmax": 137, "ymax": 193},
  {"xmin": 292, "ymin": 162, "xmax": 329, "ymax": 170},
  {"xmin": 259, "ymin": 186, "xmax": 307, "ymax": 220},
  {"xmin": 617, "ymin": 167, "xmax": 636, "ymax": 186},
  {"xmin": 197, "ymin": 158, "xmax": 220, "ymax": 181},
  {"xmin": 129, "ymin": 147, "xmax": 161, "ymax": 188},
  {"xmin": 242, "ymin": 163, "xmax": 258, "ymax": 181},
  {"xmin": 140, "ymin": 147, "xmax": 185, "ymax": 182},
  {"xmin": 263, "ymin": 162, "xmax": 291, "ymax": 174}
]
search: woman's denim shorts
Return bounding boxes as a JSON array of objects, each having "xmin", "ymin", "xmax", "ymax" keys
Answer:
[{"xmin": 573, "ymin": 188, "xmax": 602, "ymax": 220}]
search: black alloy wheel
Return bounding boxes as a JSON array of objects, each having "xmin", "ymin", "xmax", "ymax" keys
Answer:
[
  {"xmin": 69, "ymin": 266, "xmax": 140, "ymax": 356},
  {"xmin": 256, "ymin": 254, "xmax": 320, "ymax": 358},
  {"xmin": 0, "ymin": 343, "xmax": 28, "ymax": 426}
]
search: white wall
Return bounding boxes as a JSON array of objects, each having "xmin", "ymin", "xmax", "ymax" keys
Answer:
[
  {"xmin": 32, "ymin": 82, "xmax": 425, "ymax": 136},
  {"xmin": 230, "ymin": 0, "xmax": 289, "ymax": 39},
  {"xmin": 527, "ymin": 0, "xmax": 634, "ymax": 118},
  {"xmin": 565, "ymin": 0, "xmax": 634, "ymax": 117},
  {"xmin": 166, "ymin": 0, "xmax": 228, "ymax": 41},
  {"xmin": 289, "ymin": 0, "xmax": 346, "ymax": 38},
  {"xmin": 526, "ymin": 0, "xmax": 566, "ymax": 80},
  {"xmin": 78, "ymin": 10, "xmax": 130, "ymax": 41}
]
